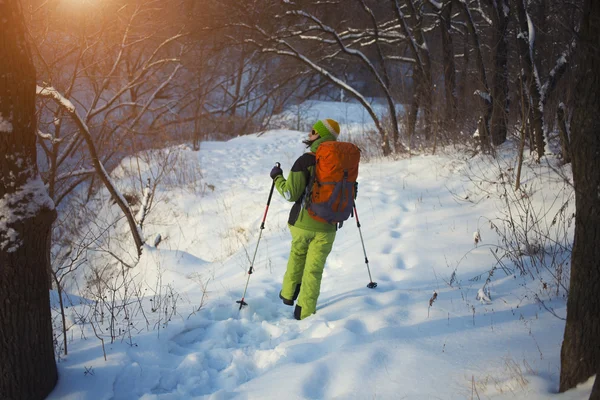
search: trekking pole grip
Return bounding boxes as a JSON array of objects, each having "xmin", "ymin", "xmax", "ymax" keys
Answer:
[
  {"xmin": 266, "ymin": 162, "xmax": 280, "ymax": 206},
  {"xmin": 261, "ymin": 162, "xmax": 280, "ymax": 230}
]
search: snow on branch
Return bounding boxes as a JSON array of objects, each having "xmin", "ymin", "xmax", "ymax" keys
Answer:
[
  {"xmin": 526, "ymin": 11, "xmax": 535, "ymax": 51},
  {"xmin": 540, "ymin": 38, "xmax": 576, "ymax": 105},
  {"xmin": 36, "ymin": 85, "xmax": 145, "ymax": 256},
  {"xmin": 37, "ymin": 130, "xmax": 64, "ymax": 144},
  {"xmin": 393, "ymin": 0, "xmax": 427, "ymax": 74},
  {"xmin": 245, "ymin": 34, "xmax": 383, "ymax": 132},
  {"xmin": 472, "ymin": 3, "xmax": 493, "ymax": 25},
  {"xmin": 286, "ymin": 9, "xmax": 394, "ymax": 98},
  {"xmin": 474, "ymin": 90, "xmax": 491, "ymax": 104},
  {"xmin": 501, "ymin": 1, "xmax": 510, "ymax": 18},
  {"xmin": 427, "ymin": 0, "xmax": 443, "ymax": 11},
  {"xmin": 518, "ymin": 6, "xmax": 543, "ymax": 97},
  {"xmin": 36, "ymin": 86, "xmax": 76, "ymax": 112},
  {"xmin": 136, "ymin": 179, "xmax": 151, "ymax": 229},
  {"xmin": 36, "ymin": 130, "xmax": 53, "ymax": 141},
  {"xmin": 476, "ymin": 287, "xmax": 492, "ymax": 304},
  {"xmin": 386, "ymin": 55, "xmax": 417, "ymax": 63},
  {"xmin": 423, "ymin": 23, "xmax": 439, "ymax": 34},
  {"xmin": 298, "ymin": 35, "xmax": 337, "ymax": 45},
  {"xmin": 56, "ymin": 169, "xmax": 96, "ymax": 182},
  {"xmin": 37, "ymin": 87, "xmax": 124, "ymax": 205},
  {"xmin": 457, "ymin": 0, "xmax": 489, "ymax": 92}
]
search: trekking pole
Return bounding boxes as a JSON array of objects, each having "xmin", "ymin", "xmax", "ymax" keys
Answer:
[
  {"xmin": 237, "ymin": 162, "xmax": 280, "ymax": 310},
  {"xmin": 353, "ymin": 205, "xmax": 377, "ymax": 288}
]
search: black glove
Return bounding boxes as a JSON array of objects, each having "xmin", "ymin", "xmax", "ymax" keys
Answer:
[
  {"xmin": 270, "ymin": 165, "xmax": 283, "ymax": 180},
  {"xmin": 354, "ymin": 182, "xmax": 358, "ymax": 200}
]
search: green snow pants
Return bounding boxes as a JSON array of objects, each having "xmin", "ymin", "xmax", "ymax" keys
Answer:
[{"xmin": 281, "ymin": 225, "xmax": 336, "ymax": 320}]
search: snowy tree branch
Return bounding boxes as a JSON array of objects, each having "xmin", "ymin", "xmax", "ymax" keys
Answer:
[{"xmin": 37, "ymin": 85, "xmax": 145, "ymax": 256}]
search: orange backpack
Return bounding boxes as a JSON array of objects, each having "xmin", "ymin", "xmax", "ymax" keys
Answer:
[{"xmin": 305, "ymin": 141, "xmax": 361, "ymax": 225}]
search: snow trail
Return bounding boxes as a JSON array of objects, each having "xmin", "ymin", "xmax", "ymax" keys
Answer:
[{"xmin": 47, "ymin": 122, "xmax": 590, "ymax": 399}]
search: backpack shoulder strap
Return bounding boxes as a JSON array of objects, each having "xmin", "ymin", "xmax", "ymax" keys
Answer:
[{"xmin": 303, "ymin": 163, "xmax": 317, "ymax": 210}]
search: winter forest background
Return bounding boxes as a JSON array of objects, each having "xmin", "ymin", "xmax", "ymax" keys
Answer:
[{"xmin": 1, "ymin": 0, "xmax": 599, "ymax": 399}]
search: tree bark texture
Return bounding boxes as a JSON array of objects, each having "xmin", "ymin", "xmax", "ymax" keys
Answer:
[
  {"xmin": 440, "ymin": 0, "xmax": 458, "ymax": 130},
  {"xmin": 407, "ymin": 0, "xmax": 433, "ymax": 140},
  {"xmin": 393, "ymin": 0, "xmax": 432, "ymax": 141},
  {"xmin": 0, "ymin": 1, "xmax": 58, "ymax": 399},
  {"xmin": 559, "ymin": 0, "xmax": 600, "ymax": 396},
  {"xmin": 490, "ymin": 0, "xmax": 510, "ymax": 146},
  {"xmin": 557, "ymin": 104, "xmax": 571, "ymax": 164},
  {"xmin": 513, "ymin": 0, "xmax": 545, "ymax": 160},
  {"xmin": 361, "ymin": 3, "xmax": 401, "ymax": 151},
  {"xmin": 455, "ymin": 0, "xmax": 492, "ymax": 151},
  {"xmin": 407, "ymin": 68, "xmax": 421, "ymax": 149},
  {"xmin": 592, "ymin": 371, "xmax": 600, "ymax": 400},
  {"xmin": 458, "ymin": 36, "xmax": 469, "ymax": 116}
]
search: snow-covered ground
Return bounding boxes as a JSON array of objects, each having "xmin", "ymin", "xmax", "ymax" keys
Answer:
[{"xmin": 47, "ymin": 102, "xmax": 593, "ymax": 399}]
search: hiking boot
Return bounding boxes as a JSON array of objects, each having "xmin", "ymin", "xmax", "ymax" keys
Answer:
[
  {"xmin": 294, "ymin": 304, "xmax": 302, "ymax": 320},
  {"xmin": 279, "ymin": 291, "xmax": 294, "ymax": 306}
]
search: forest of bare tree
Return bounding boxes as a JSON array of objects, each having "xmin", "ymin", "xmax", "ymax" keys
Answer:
[{"xmin": 1, "ymin": 0, "xmax": 598, "ymax": 398}]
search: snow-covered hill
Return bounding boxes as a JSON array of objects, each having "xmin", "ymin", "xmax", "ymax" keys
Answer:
[{"xmin": 47, "ymin": 107, "xmax": 593, "ymax": 399}]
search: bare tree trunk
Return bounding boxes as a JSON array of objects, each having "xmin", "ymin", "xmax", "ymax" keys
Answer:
[
  {"xmin": 557, "ymin": 104, "xmax": 571, "ymax": 164},
  {"xmin": 229, "ymin": 42, "xmax": 248, "ymax": 133},
  {"xmin": 455, "ymin": 0, "xmax": 492, "ymax": 151},
  {"xmin": 514, "ymin": 0, "xmax": 545, "ymax": 160},
  {"xmin": 52, "ymin": 271, "xmax": 68, "ymax": 356},
  {"xmin": 458, "ymin": 37, "xmax": 470, "ymax": 117},
  {"xmin": 514, "ymin": 125, "xmax": 526, "ymax": 191},
  {"xmin": 0, "ymin": 1, "xmax": 58, "ymax": 398},
  {"xmin": 440, "ymin": 0, "xmax": 458, "ymax": 130},
  {"xmin": 490, "ymin": 0, "xmax": 510, "ymax": 146},
  {"xmin": 193, "ymin": 97, "xmax": 202, "ymax": 151},
  {"xmin": 592, "ymin": 371, "xmax": 600, "ymax": 400},
  {"xmin": 420, "ymin": 73, "xmax": 433, "ymax": 141},
  {"xmin": 559, "ymin": 0, "xmax": 600, "ymax": 395},
  {"xmin": 394, "ymin": 0, "xmax": 433, "ymax": 141},
  {"xmin": 360, "ymin": 0, "xmax": 402, "ymax": 150},
  {"xmin": 515, "ymin": 72, "xmax": 528, "ymax": 191},
  {"xmin": 407, "ymin": 68, "xmax": 421, "ymax": 150},
  {"xmin": 408, "ymin": 0, "xmax": 433, "ymax": 140}
]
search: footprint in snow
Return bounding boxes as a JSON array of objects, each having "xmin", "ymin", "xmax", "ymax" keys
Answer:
[
  {"xmin": 143, "ymin": 308, "xmax": 292, "ymax": 398},
  {"xmin": 382, "ymin": 242, "xmax": 393, "ymax": 254},
  {"xmin": 343, "ymin": 318, "xmax": 368, "ymax": 336},
  {"xmin": 302, "ymin": 363, "xmax": 330, "ymax": 399},
  {"xmin": 389, "ymin": 229, "xmax": 401, "ymax": 239}
]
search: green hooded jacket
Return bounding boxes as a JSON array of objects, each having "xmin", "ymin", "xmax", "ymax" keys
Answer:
[{"xmin": 274, "ymin": 134, "xmax": 337, "ymax": 233}]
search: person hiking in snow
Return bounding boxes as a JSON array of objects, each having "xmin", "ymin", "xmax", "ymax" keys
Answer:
[{"xmin": 269, "ymin": 118, "xmax": 357, "ymax": 320}]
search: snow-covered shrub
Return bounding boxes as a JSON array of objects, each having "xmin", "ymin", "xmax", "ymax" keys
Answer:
[{"xmin": 451, "ymin": 146, "xmax": 574, "ymax": 306}]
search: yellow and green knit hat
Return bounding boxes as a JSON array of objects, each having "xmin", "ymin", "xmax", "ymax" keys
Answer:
[{"xmin": 312, "ymin": 119, "xmax": 340, "ymax": 139}]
